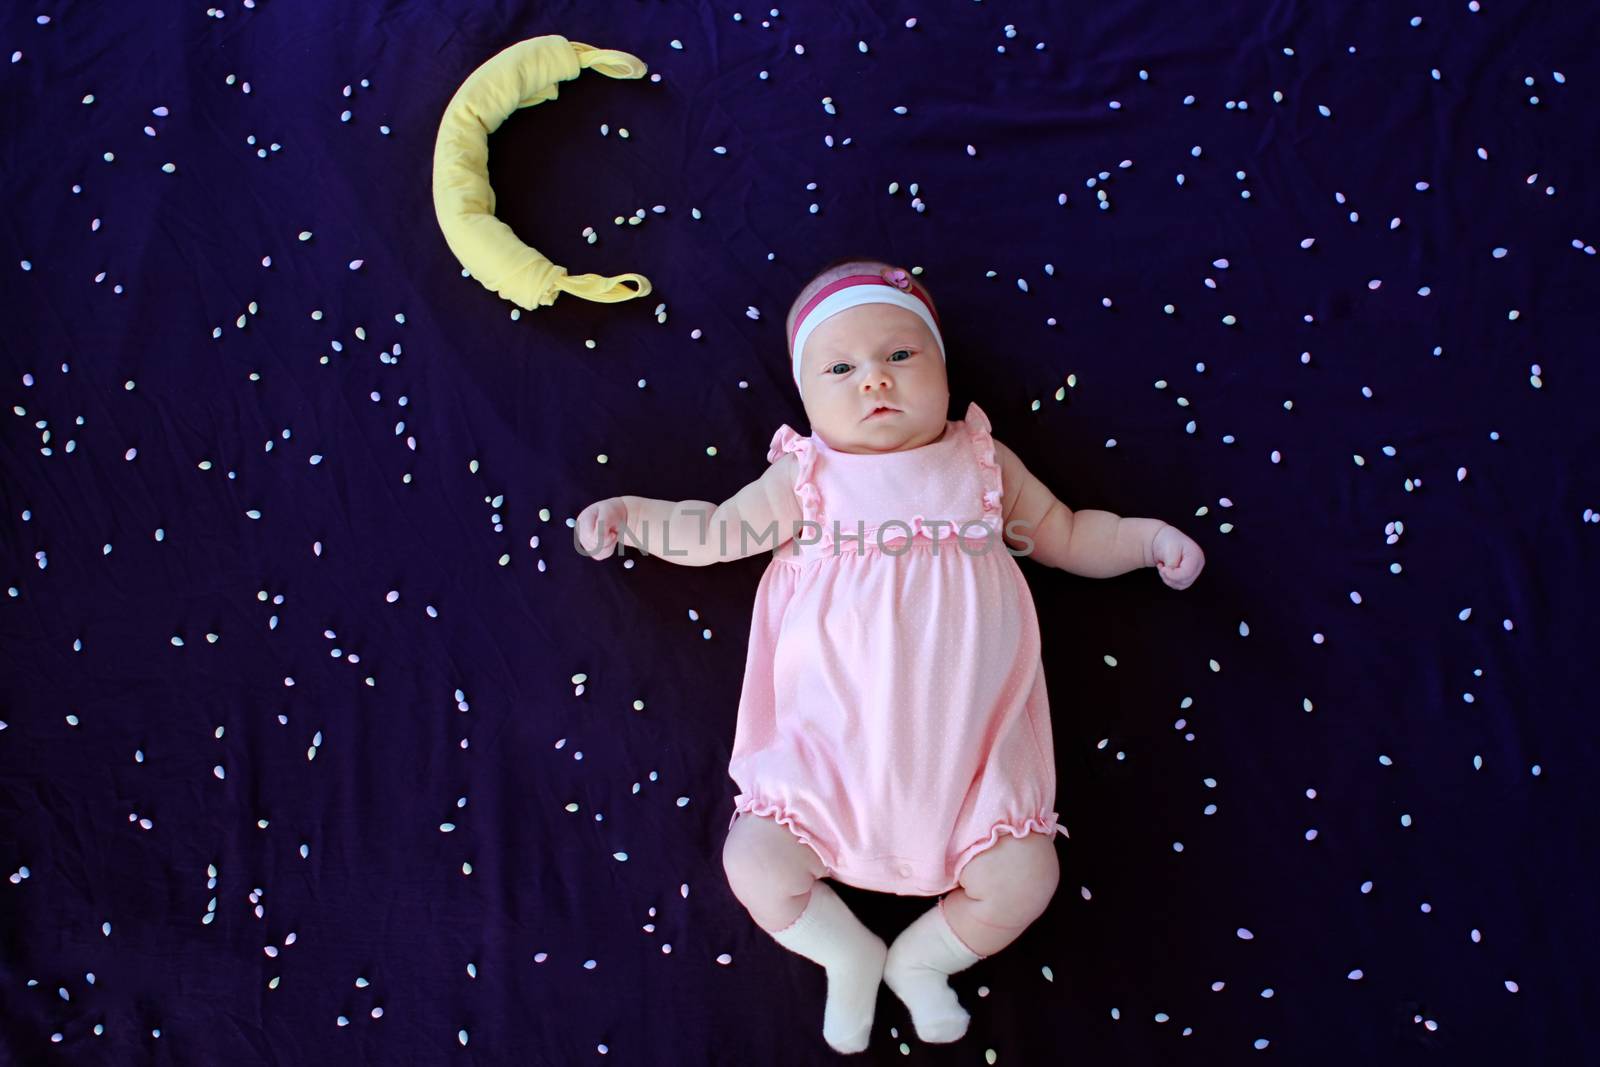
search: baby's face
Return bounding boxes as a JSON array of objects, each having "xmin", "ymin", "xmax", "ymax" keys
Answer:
[{"xmin": 794, "ymin": 303, "xmax": 950, "ymax": 454}]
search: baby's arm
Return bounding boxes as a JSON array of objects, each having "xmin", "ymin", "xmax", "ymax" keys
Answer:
[
  {"xmin": 992, "ymin": 439, "xmax": 1166, "ymax": 578},
  {"xmin": 615, "ymin": 452, "xmax": 804, "ymax": 567}
]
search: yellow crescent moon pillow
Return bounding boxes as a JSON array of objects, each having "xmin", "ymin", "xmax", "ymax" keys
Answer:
[{"xmin": 432, "ymin": 35, "xmax": 653, "ymax": 310}]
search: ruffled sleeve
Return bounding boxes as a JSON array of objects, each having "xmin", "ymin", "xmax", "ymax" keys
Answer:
[
  {"xmin": 965, "ymin": 402, "xmax": 1004, "ymax": 532},
  {"xmin": 766, "ymin": 424, "xmax": 802, "ymax": 464},
  {"xmin": 767, "ymin": 425, "xmax": 825, "ymax": 538}
]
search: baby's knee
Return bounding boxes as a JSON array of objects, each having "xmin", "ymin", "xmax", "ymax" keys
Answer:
[
  {"xmin": 971, "ymin": 870, "xmax": 1057, "ymax": 929},
  {"xmin": 963, "ymin": 833, "xmax": 1060, "ymax": 911},
  {"xmin": 1027, "ymin": 841, "xmax": 1061, "ymax": 896},
  {"xmin": 720, "ymin": 828, "xmax": 758, "ymax": 890},
  {"xmin": 722, "ymin": 815, "xmax": 821, "ymax": 901},
  {"xmin": 1002, "ymin": 847, "xmax": 1059, "ymax": 919}
]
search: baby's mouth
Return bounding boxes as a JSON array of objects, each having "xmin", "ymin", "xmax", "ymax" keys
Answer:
[{"xmin": 864, "ymin": 405, "xmax": 902, "ymax": 420}]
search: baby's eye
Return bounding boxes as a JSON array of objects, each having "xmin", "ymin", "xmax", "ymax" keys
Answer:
[{"xmin": 827, "ymin": 351, "xmax": 909, "ymax": 374}]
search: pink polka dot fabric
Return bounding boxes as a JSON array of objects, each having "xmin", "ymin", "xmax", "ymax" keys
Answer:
[{"xmin": 727, "ymin": 402, "xmax": 1066, "ymax": 896}]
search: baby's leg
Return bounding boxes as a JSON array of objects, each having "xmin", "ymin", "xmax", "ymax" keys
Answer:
[
  {"xmin": 942, "ymin": 830, "xmax": 1060, "ymax": 957},
  {"xmin": 722, "ymin": 813, "xmax": 888, "ymax": 1054},
  {"xmin": 885, "ymin": 832, "xmax": 1060, "ymax": 1044},
  {"xmin": 721, "ymin": 811, "xmax": 827, "ymax": 930}
]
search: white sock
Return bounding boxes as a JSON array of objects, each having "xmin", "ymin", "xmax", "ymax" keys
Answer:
[
  {"xmin": 883, "ymin": 897, "xmax": 984, "ymax": 1043},
  {"xmin": 766, "ymin": 880, "xmax": 888, "ymax": 1055}
]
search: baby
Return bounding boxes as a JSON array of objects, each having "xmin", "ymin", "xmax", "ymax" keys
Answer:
[{"xmin": 576, "ymin": 257, "xmax": 1204, "ymax": 1055}]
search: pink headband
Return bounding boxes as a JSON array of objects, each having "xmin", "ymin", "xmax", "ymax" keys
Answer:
[{"xmin": 789, "ymin": 270, "xmax": 945, "ymax": 388}]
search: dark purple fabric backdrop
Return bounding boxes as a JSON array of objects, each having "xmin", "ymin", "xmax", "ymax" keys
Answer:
[{"xmin": 4, "ymin": 1, "xmax": 1598, "ymax": 1064}]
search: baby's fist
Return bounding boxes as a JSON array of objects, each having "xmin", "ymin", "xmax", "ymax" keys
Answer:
[
  {"xmin": 1152, "ymin": 524, "xmax": 1204, "ymax": 590},
  {"xmin": 575, "ymin": 497, "xmax": 629, "ymax": 559}
]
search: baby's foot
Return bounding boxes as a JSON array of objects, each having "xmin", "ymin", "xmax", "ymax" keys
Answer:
[
  {"xmin": 766, "ymin": 881, "xmax": 891, "ymax": 1054},
  {"xmin": 884, "ymin": 954, "xmax": 969, "ymax": 1044},
  {"xmin": 821, "ymin": 933, "xmax": 888, "ymax": 1054},
  {"xmin": 883, "ymin": 901, "xmax": 982, "ymax": 1044}
]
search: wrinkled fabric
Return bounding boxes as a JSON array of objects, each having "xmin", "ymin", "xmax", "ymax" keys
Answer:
[{"xmin": 432, "ymin": 35, "xmax": 652, "ymax": 308}]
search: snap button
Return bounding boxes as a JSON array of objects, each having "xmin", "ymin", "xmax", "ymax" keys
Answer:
[{"xmin": 897, "ymin": 862, "xmax": 914, "ymax": 878}]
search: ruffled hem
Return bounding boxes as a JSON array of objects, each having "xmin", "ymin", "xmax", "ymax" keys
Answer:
[
  {"xmin": 950, "ymin": 813, "xmax": 1069, "ymax": 886},
  {"xmin": 730, "ymin": 799, "xmax": 1066, "ymax": 896},
  {"xmin": 728, "ymin": 797, "xmax": 838, "ymax": 875},
  {"xmin": 767, "ymin": 424, "xmax": 829, "ymax": 548},
  {"xmin": 964, "ymin": 402, "xmax": 1004, "ymax": 534}
]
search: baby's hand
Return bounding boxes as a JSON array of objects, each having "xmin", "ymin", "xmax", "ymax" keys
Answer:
[
  {"xmin": 575, "ymin": 497, "xmax": 629, "ymax": 559},
  {"xmin": 1152, "ymin": 524, "xmax": 1204, "ymax": 590}
]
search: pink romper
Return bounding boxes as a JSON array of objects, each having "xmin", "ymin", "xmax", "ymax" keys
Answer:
[{"xmin": 726, "ymin": 401, "xmax": 1067, "ymax": 897}]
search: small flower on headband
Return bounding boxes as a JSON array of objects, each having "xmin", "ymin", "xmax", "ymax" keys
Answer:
[{"xmin": 880, "ymin": 267, "xmax": 912, "ymax": 291}]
